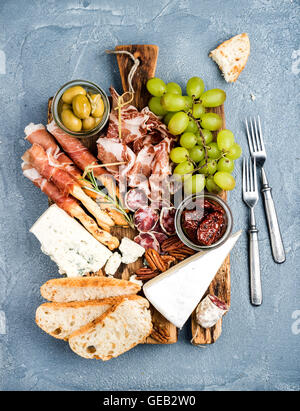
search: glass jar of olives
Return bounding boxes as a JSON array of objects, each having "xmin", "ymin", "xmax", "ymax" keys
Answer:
[{"xmin": 51, "ymin": 80, "xmax": 110, "ymax": 138}]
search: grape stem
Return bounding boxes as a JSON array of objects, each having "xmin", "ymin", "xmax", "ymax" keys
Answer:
[{"xmin": 187, "ymin": 112, "xmax": 209, "ymax": 165}]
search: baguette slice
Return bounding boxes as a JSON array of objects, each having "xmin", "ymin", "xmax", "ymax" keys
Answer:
[
  {"xmin": 209, "ymin": 33, "xmax": 250, "ymax": 83},
  {"xmin": 36, "ymin": 296, "xmax": 141, "ymax": 340},
  {"xmin": 40, "ymin": 277, "xmax": 141, "ymax": 303},
  {"xmin": 69, "ymin": 297, "xmax": 152, "ymax": 360}
]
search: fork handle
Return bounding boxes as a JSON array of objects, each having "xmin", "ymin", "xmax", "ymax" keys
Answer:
[
  {"xmin": 249, "ymin": 227, "xmax": 262, "ymax": 306},
  {"xmin": 261, "ymin": 169, "xmax": 286, "ymax": 264}
]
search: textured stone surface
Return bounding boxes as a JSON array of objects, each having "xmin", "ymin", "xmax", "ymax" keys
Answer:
[{"xmin": 0, "ymin": 0, "xmax": 299, "ymax": 391}]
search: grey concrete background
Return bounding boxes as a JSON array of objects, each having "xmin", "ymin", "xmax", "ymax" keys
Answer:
[{"xmin": 0, "ymin": 0, "xmax": 299, "ymax": 391}]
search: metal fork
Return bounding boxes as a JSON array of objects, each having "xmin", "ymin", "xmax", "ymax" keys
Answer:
[
  {"xmin": 243, "ymin": 157, "xmax": 262, "ymax": 306},
  {"xmin": 245, "ymin": 116, "xmax": 285, "ymax": 264}
]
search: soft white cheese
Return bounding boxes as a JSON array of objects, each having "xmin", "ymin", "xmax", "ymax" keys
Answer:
[
  {"xmin": 143, "ymin": 231, "xmax": 241, "ymax": 328},
  {"xmin": 30, "ymin": 205, "xmax": 112, "ymax": 277},
  {"xmin": 119, "ymin": 237, "xmax": 145, "ymax": 264},
  {"xmin": 105, "ymin": 252, "xmax": 122, "ymax": 276}
]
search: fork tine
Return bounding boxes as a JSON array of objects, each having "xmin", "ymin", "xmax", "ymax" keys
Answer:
[
  {"xmin": 253, "ymin": 117, "xmax": 261, "ymax": 151},
  {"xmin": 249, "ymin": 157, "xmax": 253, "ymax": 191},
  {"xmin": 242, "ymin": 157, "xmax": 246, "ymax": 193},
  {"xmin": 246, "ymin": 156, "xmax": 250, "ymax": 191},
  {"xmin": 253, "ymin": 157, "xmax": 257, "ymax": 192},
  {"xmin": 245, "ymin": 118, "xmax": 254, "ymax": 154},
  {"xmin": 250, "ymin": 117, "xmax": 259, "ymax": 152},
  {"xmin": 257, "ymin": 115, "xmax": 266, "ymax": 152}
]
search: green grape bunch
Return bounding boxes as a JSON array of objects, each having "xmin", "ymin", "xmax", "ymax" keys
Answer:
[{"xmin": 146, "ymin": 76, "xmax": 242, "ymax": 194}]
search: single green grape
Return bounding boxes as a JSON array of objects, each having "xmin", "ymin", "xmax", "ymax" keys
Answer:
[
  {"xmin": 199, "ymin": 159, "xmax": 218, "ymax": 175},
  {"xmin": 185, "ymin": 118, "xmax": 198, "ymax": 134},
  {"xmin": 146, "ymin": 77, "xmax": 167, "ymax": 97},
  {"xmin": 217, "ymin": 129, "xmax": 235, "ymax": 151},
  {"xmin": 168, "ymin": 112, "xmax": 189, "ymax": 135},
  {"xmin": 196, "ymin": 129, "xmax": 213, "ymax": 146},
  {"xmin": 189, "ymin": 145, "xmax": 205, "ymax": 162},
  {"xmin": 207, "ymin": 142, "xmax": 222, "ymax": 159},
  {"xmin": 184, "ymin": 174, "xmax": 205, "ymax": 194},
  {"xmin": 148, "ymin": 96, "xmax": 168, "ymax": 116},
  {"xmin": 180, "ymin": 132, "xmax": 197, "ymax": 149},
  {"xmin": 186, "ymin": 77, "xmax": 205, "ymax": 98},
  {"xmin": 163, "ymin": 112, "xmax": 175, "ymax": 125},
  {"xmin": 205, "ymin": 175, "xmax": 222, "ymax": 194},
  {"xmin": 173, "ymin": 160, "xmax": 194, "ymax": 176},
  {"xmin": 200, "ymin": 113, "xmax": 222, "ymax": 131},
  {"xmin": 183, "ymin": 95, "xmax": 193, "ymax": 110},
  {"xmin": 161, "ymin": 93, "xmax": 186, "ymax": 111},
  {"xmin": 192, "ymin": 103, "xmax": 205, "ymax": 119},
  {"xmin": 166, "ymin": 82, "xmax": 182, "ymax": 95},
  {"xmin": 217, "ymin": 157, "xmax": 234, "ymax": 173},
  {"xmin": 170, "ymin": 147, "xmax": 189, "ymax": 163},
  {"xmin": 225, "ymin": 143, "xmax": 242, "ymax": 160},
  {"xmin": 214, "ymin": 172, "xmax": 236, "ymax": 191},
  {"xmin": 200, "ymin": 89, "xmax": 226, "ymax": 107}
]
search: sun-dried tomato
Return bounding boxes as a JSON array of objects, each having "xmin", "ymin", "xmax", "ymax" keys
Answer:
[{"xmin": 196, "ymin": 211, "xmax": 225, "ymax": 246}]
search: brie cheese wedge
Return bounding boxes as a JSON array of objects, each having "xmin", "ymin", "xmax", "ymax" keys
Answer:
[
  {"xmin": 143, "ymin": 231, "xmax": 241, "ymax": 328},
  {"xmin": 30, "ymin": 205, "xmax": 112, "ymax": 277}
]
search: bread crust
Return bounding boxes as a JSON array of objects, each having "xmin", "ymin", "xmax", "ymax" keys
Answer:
[
  {"xmin": 209, "ymin": 33, "xmax": 250, "ymax": 83},
  {"xmin": 69, "ymin": 297, "xmax": 152, "ymax": 360}
]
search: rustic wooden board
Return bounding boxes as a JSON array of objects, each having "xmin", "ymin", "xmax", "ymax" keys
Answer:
[
  {"xmin": 47, "ymin": 44, "xmax": 177, "ymax": 344},
  {"xmin": 47, "ymin": 45, "xmax": 231, "ymax": 346},
  {"xmin": 191, "ymin": 104, "xmax": 231, "ymax": 345}
]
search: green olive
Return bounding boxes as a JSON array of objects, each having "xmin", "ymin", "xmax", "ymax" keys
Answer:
[
  {"xmin": 61, "ymin": 103, "xmax": 71, "ymax": 111},
  {"xmin": 82, "ymin": 116, "xmax": 96, "ymax": 130},
  {"xmin": 94, "ymin": 117, "xmax": 102, "ymax": 126},
  {"xmin": 88, "ymin": 94, "xmax": 105, "ymax": 118},
  {"xmin": 72, "ymin": 94, "xmax": 91, "ymax": 119},
  {"xmin": 62, "ymin": 86, "xmax": 86, "ymax": 104},
  {"xmin": 61, "ymin": 109, "xmax": 82, "ymax": 132}
]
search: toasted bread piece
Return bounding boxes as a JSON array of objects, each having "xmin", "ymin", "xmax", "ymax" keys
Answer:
[
  {"xmin": 69, "ymin": 297, "xmax": 152, "ymax": 360},
  {"xmin": 40, "ymin": 277, "xmax": 141, "ymax": 303},
  {"xmin": 36, "ymin": 296, "xmax": 141, "ymax": 340},
  {"xmin": 209, "ymin": 33, "xmax": 250, "ymax": 82}
]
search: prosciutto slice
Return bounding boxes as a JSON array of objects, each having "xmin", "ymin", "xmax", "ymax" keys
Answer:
[
  {"xmin": 133, "ymin": 207, "xmax": 159, "ymax": 233},
  {"xmin": 25, "ymin": 123, "xmax": 82, "ymax": 181},
  {"xmin": 106, "ymin": 87, "xmax": 149, "ymax": 144}
]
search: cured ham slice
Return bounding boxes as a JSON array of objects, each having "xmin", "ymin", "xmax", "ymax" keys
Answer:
[
  {"xmin": 21, "ymin": 161, "xmax": 119, "ymax": 250},
  {"xmin": 106, "ymin": 87, "xmax": 149, "ymax": 144},
  {"xmin": 124, "ymin": 188, "xmax": 149, "ymax": 212},
  {"xmin": 196, "ymin": 295, "xmax": 228, "ymax": 329},
  {"xmin": 127, "ymin": 145, "xmax": 155, "ymax": 192},
  {"xmin": 96, "ymin": 137, "xmax": 136, "ymax": 182},
  {"xmin": 25, "ymin": 144, "xmax": 114, "ymax": 232},
  {"xmin": 25, "ymin": 123, "xmax": 82, "ymax": 181},
  {"xmin": 134, "ymin": 232, "xmax": 160, "ymax": 253},
  {"xmin": 149, "ymin": 138, "xmax": 172, "ymax": 203},
  {"xmin": 160, "ymin": 207, "xmax": 176, "ymax": 236},
  {"xmin": 133, "ymin": 207, "xmax": 159, "ymax": 233}
]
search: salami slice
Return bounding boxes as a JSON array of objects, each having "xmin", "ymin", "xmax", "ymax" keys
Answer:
[
  {"xmin": 124, "ymin": 188, "xmax": 149, "ymax": 212},
  {"xmin": 134, "ymin": 207, "xmax": 159, "ymax": 233},
  {"xmin": 151, "ymin": 231, "xmax": 168, "ymax": 245},
  {"xmin": 134, "ymin": 232, "xmax": 160, "ymax": 252},
  {"xmin": 196, "ymin": 295, "xmax": 228, "ymax": 329},
  {"xmin": 160, "ymin": 206, "xmax": 176, "ymax": 235}
]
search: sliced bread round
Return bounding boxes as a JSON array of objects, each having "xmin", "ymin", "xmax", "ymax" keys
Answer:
[{"xmin": 68, "ymin": 297, "xmax": 152, "ymax": 360}]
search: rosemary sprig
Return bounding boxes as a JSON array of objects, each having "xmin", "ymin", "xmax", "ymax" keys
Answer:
[{"xmin": 81, "ymin": 170, "xmax": 134, "ymax": 229}]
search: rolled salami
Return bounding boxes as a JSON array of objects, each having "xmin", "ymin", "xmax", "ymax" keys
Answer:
[{"xmin": 196, "ymin": 295, "xmax": 228, "ymax": 328}]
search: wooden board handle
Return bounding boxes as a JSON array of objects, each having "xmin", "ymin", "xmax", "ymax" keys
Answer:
[{"xmin": 115, "ymin": 44, "xmax": 159, "ymax": 110}]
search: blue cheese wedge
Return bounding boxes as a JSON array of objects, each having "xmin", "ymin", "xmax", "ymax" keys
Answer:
[
  {"xmin": 105, "ymin": 252, "xmax": 122, "ymax": 276},
  {"xmin": 119, "ymin": 237, "xmax": 145, "ymax": 264},
  {"xmin": 143, "ymin": 231, "xmax": 241, "ymax": 328},
  {"xmin": 30, "ymin": 205, "xmax": 112, "ymax": 277}
]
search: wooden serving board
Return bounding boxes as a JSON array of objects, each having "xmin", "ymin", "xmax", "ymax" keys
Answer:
[
  {"xmin": 191, "ymin": 105, "xmax": 230, "ymax": 345},
  {"xmin": 47, "ymin": 44, "xmax": 230, "ymax": 346}
]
